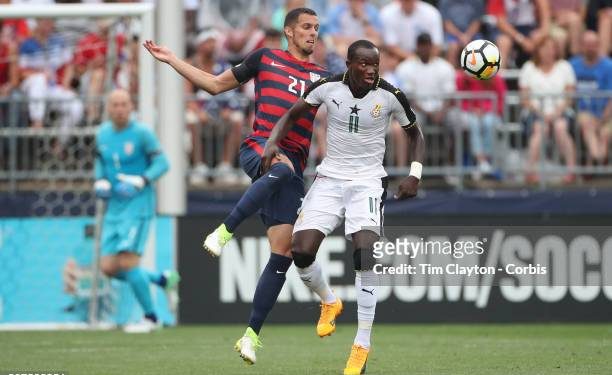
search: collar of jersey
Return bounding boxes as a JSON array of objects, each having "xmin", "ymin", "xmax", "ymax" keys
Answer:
[
  {"xmin": 111, "ymin": 119, "xmax": 135, "ymax": 132},
  {"xmin": 282, "ymin": 49, "xmax": 319, "ymax": 69}
]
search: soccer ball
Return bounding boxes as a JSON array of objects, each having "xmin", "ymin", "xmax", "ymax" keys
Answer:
[{"xmin": 460, "ymin": 40, "xmax": 501, "ymax": 80}]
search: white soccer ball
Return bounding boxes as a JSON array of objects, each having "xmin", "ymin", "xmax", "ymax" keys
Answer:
[{"xmin": 460, "ymin": 39, "xmax": 501, "ymax": 80}]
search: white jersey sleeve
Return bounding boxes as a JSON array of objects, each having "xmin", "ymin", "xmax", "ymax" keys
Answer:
[{"xmin": 303, "ymin": 78, "xmax": 329, "ymax": 107}]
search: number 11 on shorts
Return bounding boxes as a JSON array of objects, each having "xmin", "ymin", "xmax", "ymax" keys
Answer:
[{"xmin": 369, "ymin": 197, "xmax": 378, "ymax": 215}]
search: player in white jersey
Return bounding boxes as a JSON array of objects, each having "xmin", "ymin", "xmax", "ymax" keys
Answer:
[{"xmin": 262, "ymin": 40, "xmax": 425, "ymax": 375}]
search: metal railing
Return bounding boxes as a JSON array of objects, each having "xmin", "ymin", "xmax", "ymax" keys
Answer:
[{"xmin": 1, "ymin": 90, "xmax": 611, "ymax": 191}]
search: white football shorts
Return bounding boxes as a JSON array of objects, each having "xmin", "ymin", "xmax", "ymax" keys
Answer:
[{"xmin": 293, "ymin": 174, "xmax": 387, "ymax": 239}]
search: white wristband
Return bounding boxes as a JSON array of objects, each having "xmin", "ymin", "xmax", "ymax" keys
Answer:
[
  {"xmin": 117, "ymin": 173, "xmax": 146, "ymax": 189},
  {"xmin": 409, "ymin": 161, "xmax": 422, "ymax": 180}
]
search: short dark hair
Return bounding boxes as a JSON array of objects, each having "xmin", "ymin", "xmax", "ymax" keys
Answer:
[
  {"xmin": 347, "ymin": 39, "xmax": 378, "ymax": 61},
  {"xmin": 283, "ymin": 7, "xmax": 317, "ymax": 28},
  {"xmin": 416, "ymin": 33, "xmax": 432, "ymax": 45}
]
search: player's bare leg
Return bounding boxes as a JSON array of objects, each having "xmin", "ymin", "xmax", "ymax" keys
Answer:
[
  {"xmin": 292, "ymin": 229, "xmax": 343, "ymax": 337},
  {"xmin": 344, "ymin": 230, "xmax": 379, "ymax": 375},
  {"xmin": 235, "ymin": 224, "xmax": 292, "ymax": 364},
  {"xmin": 390, "ymin": 121, "xmax": 408, "ymax": 168}
]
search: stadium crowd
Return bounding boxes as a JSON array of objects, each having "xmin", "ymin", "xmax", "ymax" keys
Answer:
[{"xmin": 0, "ymin": 0, "xmax": 611, "ymax": 185}]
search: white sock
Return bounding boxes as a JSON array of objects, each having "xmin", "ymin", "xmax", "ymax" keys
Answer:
[
  {"xmin": 354, "ymin": 270, "xmax": 378, "ymax": 349},
  {"xmin": 297, "ymin": 261, "xmax": 336, "ymax": 304}
]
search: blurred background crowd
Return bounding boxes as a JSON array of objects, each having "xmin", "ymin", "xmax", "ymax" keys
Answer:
[{"xmin": 0, "ymin": 0, "xmax": 611, "ymax": 189}]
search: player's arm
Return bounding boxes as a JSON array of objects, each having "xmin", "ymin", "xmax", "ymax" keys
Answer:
[
  {"xmin": 141, "ymin": 129, "xmax": 170, "ymax": 184},
  {"xmin": 314, "ymin": 108, "xmax": 328, "ymax": 161},
  {"xmin": 261, "ymin": 98, "xmax": 314, "ymax": 172},
  {"xmin": 262, "ymin": 78, "xmax": 328, "ymax": 172},
  {"xmin": 396, "ymin": 122, "xmax": 425, "ymax": 200},
  {"xmin": 495, "ymin": 12, "xmax": 533, "ymax": 52},
  {"xmin": 464, "ymin": 19, "xmax": 482, "ymax": 41},
  {"xmin": 143, "ymin": 40, "xmax": 241, "ymax": 95},
  {"xmin": 392, "ymin": 90, "xmax": 425, "ymax": 200},
  {"xmin": 533, "ymin": 0, "xmax": 551, "ymax": 38},
  {"xmin": 603, "ymin": 96, "xmax": 612, "ymax": 124}
]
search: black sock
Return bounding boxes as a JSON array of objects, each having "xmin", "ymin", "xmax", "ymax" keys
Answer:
[
  {"xmin": 247, "ymin": 253, "xmax": 293, "ymax": 334},
  {"xmin": 144, "ymin": 313, "xmax": 158, "ymax": 323}
]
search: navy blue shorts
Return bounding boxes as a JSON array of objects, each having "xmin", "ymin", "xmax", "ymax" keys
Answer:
[{"xmin": 239, "ymin": 137, "xmax": 305, "ymax": 228}]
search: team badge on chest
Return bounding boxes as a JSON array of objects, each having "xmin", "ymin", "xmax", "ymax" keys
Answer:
[
  {"xmin": 309, "ymin": 72, "xmax": 321, "ymax": 82},
  {"xmin": 370, "ymin": 104, "xmax": 382, "ymax": 119},
  {"xmin": 124, "ymin": 142, "xmax": 134, "ymax": 156}
]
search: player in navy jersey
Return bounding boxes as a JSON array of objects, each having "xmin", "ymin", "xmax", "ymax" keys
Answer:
[{"xmin": 144, "ymin": 8, "xmax": 339, "ymax": 365}]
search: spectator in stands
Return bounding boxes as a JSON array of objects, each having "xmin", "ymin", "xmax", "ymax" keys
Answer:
[
  {"xmin": 519, "ymin": 36, "xmax": 577, "ymax": 184},
  {"xmin": 185, "ymin": 29, "xmax": 247, "ymax": 185},
  {"xmin": 262, "ymin": 28, "xmax": 283, "ymax": 50},
  {"xmin": 195, "ymin": 0, "xmax": 229, "ymax": 31},
  {"xmin": 73, "ymin": 19, "xmax": 126, "ymax": 124},
  {"xmin": 0, "ymin": 22, "xmax": 20, "ymax": 133},
  {"xmin": 0, "ymin": 0, "xmax": 29, "ymax": 105},
  {"xmin": 19, "ymin": 19, "xmax": 83, "ymax": 130},
  {"xmin": 570, "ymin": 31, "xmax": 612, "ymax": 165},
  {"xmin": 184, "ymin": 0, "xmax": 199, "ymax": 39},
  {"xmin": 312, "ymin": 35, "xmax": 345, "ymax": 75},
  {"xmin": 548, "ymin": 0, "xmax": 584, "ymax": 58},
  {"xmin": 380, "ymin": 0, "xmax": 444, "ymax": 60},
  {"xmin": 456, "ymin": 71, "xmax": 507, "ymax": 178},
  {"xmin": 585, "ymin": 0, "xmax": 611, "ymax": 57},
  {"xmin": 396, "ymin": 33, "xmax": 457, "ymax": 127},
  {"xmin": 223, "ymin": 16, "xmax": 265, "ymax": 65},
  {"xmin": 325, "ymin": 0, "xmax": 383, "ymax": 56},
  {"xmin": 439, "ymin": 0, "xmax": 484, "ymax": 68},
  {"xmin": 488, "ymin": 0, "xmax": 551, "ymax": 68},
  {"xmin": 0, "ymin": 0, "xmax": 30, "ymax": 44},
  {"xmin": 0, "ymin": 20, "xmax": 20, "ymax": 98}
]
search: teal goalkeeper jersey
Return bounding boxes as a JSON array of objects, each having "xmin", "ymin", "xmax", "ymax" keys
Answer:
[{"xmin": 94, "ymin": 120, "xmax": 169, "ymax": 220}]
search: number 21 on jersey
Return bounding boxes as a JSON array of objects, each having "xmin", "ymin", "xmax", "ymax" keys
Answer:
[{"xmin": 288, "ymin": 76, "xmax": 306, "ymax": 96}]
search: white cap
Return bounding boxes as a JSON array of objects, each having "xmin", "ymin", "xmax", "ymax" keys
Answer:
[{"xmin": 195, "ymin": 29, "xmax": 220, "ymax": 45}]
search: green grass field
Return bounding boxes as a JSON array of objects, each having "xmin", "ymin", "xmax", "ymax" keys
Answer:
[{"xmin": 1, "ymin": 324, "xmax": 611, "ymax": 375}]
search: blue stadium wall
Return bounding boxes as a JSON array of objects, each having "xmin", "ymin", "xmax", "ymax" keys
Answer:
[
  {"xmin": 0, "ymin": 215, "xmax": 176, "ymax": 326},
  {"xmin": 2, "ymin": 190, "xmax": 612, "ymax": 324},
  {"xmin": 179, "ymin": 190, "xmax": 612, "ymax": 324}
]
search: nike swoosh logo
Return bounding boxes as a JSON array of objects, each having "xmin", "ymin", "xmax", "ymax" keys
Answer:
[
  {"xmin": 269, "ymin": 175, "xmax": 279, "ymax": 179},
  {"xmin": 276, "ymin": 270, "xmax": 285, "ymax": 274},
  {"xmin": 362, "ymin": 288, "xmax": 375, "ymax": 295},
  {"xmin": 271, "ymin": 61, "xmax": 286, "ymax": 68}
]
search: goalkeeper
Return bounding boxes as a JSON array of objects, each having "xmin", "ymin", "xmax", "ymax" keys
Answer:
[{"xmin": 94, "ymin": 89, "xmax": 178, "ymax": 333}]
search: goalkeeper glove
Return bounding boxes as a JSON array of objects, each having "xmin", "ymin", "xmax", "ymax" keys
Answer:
[
  {"xmin": 114, "ymin": 173, "xmax": 147, "ymax": 199},
  {"xmin": 94, "ymin": 179, "xmax": 112, "ymax": 199}
]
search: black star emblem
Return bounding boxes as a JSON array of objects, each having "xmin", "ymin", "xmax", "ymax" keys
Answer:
[{"xmin": 350, "ymin": 104, "xmax": 361, "ymax": 115}]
